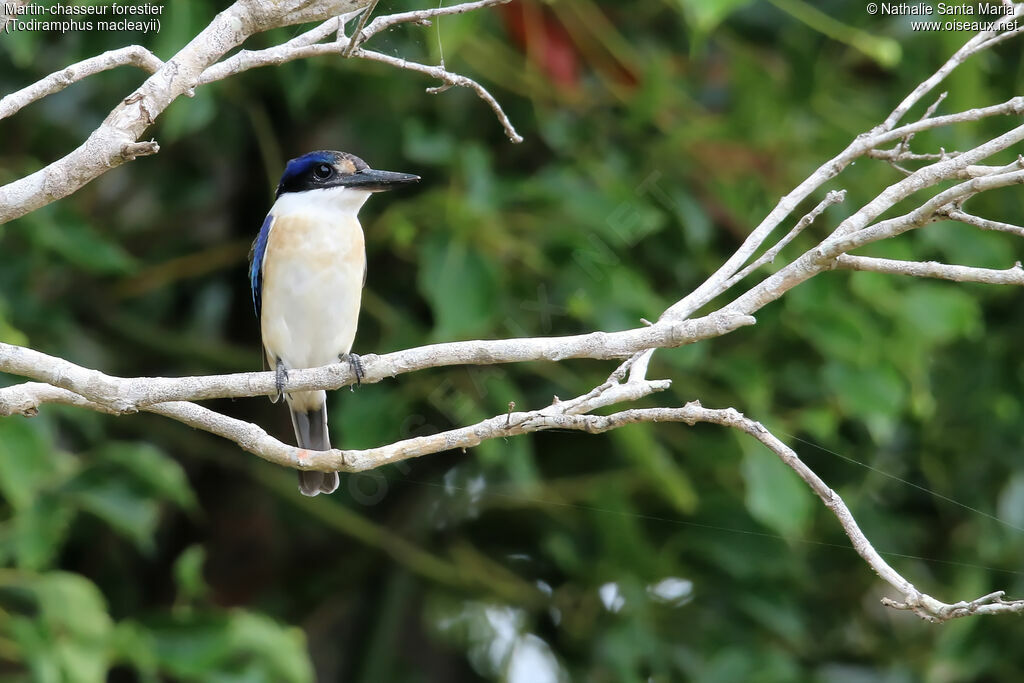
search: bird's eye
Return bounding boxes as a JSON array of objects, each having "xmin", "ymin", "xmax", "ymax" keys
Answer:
[{"xmin": 313, "ymin": 164, "xmax": 333, "ymax": 180}]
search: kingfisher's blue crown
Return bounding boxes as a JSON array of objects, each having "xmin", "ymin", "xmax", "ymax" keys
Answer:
[
  {"xmin": 275, "ymin": 149, "xmax": 420, "ymax": 197},
  {"xmin": 276, "ymin": 150, "xmax": 370, "ymax": 197},
  {"xmin": 278, "ymin": 150, "xmax": 350, "ymax": 185},
  {"xmin": 279, "ymin": 151, "xmax": 336, "ymax": 186}
]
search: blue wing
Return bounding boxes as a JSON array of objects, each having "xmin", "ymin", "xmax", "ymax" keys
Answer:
[{"xmin": 249, "ymin": 214, "xmax": 274, "ymax": 321}]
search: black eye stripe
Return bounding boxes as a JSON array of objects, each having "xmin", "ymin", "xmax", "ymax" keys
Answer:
[{"xmin": 313, "ymin": 163, "xmax": 333, "ymax": 180}]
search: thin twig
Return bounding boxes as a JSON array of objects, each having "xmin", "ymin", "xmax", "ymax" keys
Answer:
[
  {"xmin": 197, "ymin": 0, "xmax": 522, "ymax": 142},
  {"xmin": 895, "ymin": 91, "xmax": 947, "ymax": 157},
  {"xmin": 724, "ymin": 190, "xmax": 847, "ymax": 288},
  {"xmin": 359, "ymin": 0, "xmax": 510, "ymax": 41},
  {"xmin": 882, "ymin": 8, "xmax": 1022, "ymax": 129},
  {"xmin": 834, "ymin": 255, "xmax": 1024, "ymax": 286},
  {"xmin": 721, "ymin": 166, "xmax": 1024, "ymax": 317},
  {"xmin": 868, "ymin": 148, "xmax": 958, "ymax": 162},
  {"xmin": 354, "ymin": 47, "xmax": 523, "ymax": 142},
  {"xmin": 342, "ymin": 0, "xmax": 378, "ymax": 56},
  {"xmin": 940, "ymin": 207, "xmax": 1024, "ymax": 238},
  {"xmin": 656, "ymin": 96, "xmax": 1024, "ymax": 324}
]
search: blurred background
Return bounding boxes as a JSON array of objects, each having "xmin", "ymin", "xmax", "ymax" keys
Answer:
[{"xmin": 2, "ymin": 0, "xmax": 1024, "ymax": 680}]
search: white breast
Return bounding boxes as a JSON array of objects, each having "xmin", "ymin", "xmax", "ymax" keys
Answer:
[{"xmin": 259, "ymin": 188, "xmax": 369, "ymax": 371}]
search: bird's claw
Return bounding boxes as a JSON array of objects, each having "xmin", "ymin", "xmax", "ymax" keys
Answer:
[
  {"xmin": 341, "ymin": 352, "xmax": 364, "ymax": 390},
  {"xmin": 274, "ymin": 358, "xmax": 288, "ymax": 403}
]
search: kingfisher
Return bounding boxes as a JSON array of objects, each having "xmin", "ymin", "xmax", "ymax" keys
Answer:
[{"xmin": 249, "ymin": 150, "xmax": 419, "ymax": 496}]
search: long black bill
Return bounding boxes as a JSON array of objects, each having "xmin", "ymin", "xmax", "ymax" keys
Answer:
[{"xmin": 338, "ymin": 168, "xmax": 420, "ymax": 192}]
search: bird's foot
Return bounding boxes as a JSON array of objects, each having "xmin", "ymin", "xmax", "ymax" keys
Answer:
[
  {"xmin": 341, "ymin": 352, "xmax": 364, "ymax": 390},
  {"xmin": 273, "ymin": 358, "xmax": 288, "ymax": 403}
]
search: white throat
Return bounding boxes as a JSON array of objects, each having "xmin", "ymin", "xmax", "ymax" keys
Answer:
[{"xmin": 272, "ymin": 186, "xmax": 372, "ymax": 218}]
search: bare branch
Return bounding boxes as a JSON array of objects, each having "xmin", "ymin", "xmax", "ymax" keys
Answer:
[
  {"xmin": 834, "ymin": 167, "xmax": 1024, "ymax": 250},
  {"xmin": 669, "ymin": 403, "xmax": 1024, "ymax": 622},
  {"xmin": 204, "ymin": 0, "xmax": 511, "ymax": 81},
  {"xmin": 657, "ymin": 96, "xmax": 1024, "ymax": 324},
  {"xmin": 416, "ymin": 397, "xmax": 1024, "ymax": 623},
  {"xmin": 139, "ymin": 379, "xmax": 673, "ymax": 474},
  {"xmin": 0, "ymin": 382, "xmax": 112, "ymax": 417},
  {"xmin": 867, "ymin": 148, "xmax": 957, "ymax": 163},
  {"xmin": 358, "ymin": 0, "xmax": 510, "ymax": 42},
  {"xmin": 342, "ymin": 0, "xmax": 378, "ymax": 56},
  {"xmin": 834, "ymin": 255, "xmax": 1024, "ymax": 286},
  {"xmin": 723, "ymin": 167, "xmax": 1024, "ymax": 317},
  {"xmin": 0, "ymin": 46, "xmax": 163, "ymax": 121},
  {"xmin": 8, "ymin": 362, "xmax": 1021, "ymax": 623},
  {"xmin": 832, "ymin": 124, "xmax": 1024, "ymax": 238},
  {"xmin": 919, "ymin": 90, "xmax": 948, "ymax": 122},
  {"xmin": 2, "ymin": 2, "xmax": 1024, "ymax": 626},
  {"xmin": 724, "ymin": 190, "xmax": 847, "ymax": 289},
  {"xmin": 354, "ymin": 47, "xmax": 523, "ymax": 143},
  {"xmin": 973, "ymin": 2, "xmax": 1024, "ymax": 52},
  {"xmin": 0, "ymin": 0, "xmax": 373, "ymax": 225},
  {"xmin": 891, "ymin": 91, "xmax": 948, "ymax": 161},
  {"xmin": 882, "ymin": 590, "xmax": 1024, "ymax": 621},
  {"xmin": 0, "ymin": 370, "xmax": 671, "ymax": 476},
  {"xmin": 0, "ymin": 312, "xmax": 754, "ymax": 412},
  {"xmin": 882, "ymin": 5, "xmax": 1023, "ymax": 129},
  {"xmin": 956, "ymin": 157, "xmax": 1024, "ymax": 179},
  {"xmin": 940, "ymin": 207, "xmax": 1024, "ymax": 238},
  {"xmin": 199, "ymin": 0, "xmax": 523, "ymax": 144}
]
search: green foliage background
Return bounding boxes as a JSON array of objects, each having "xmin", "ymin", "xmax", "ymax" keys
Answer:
[{"xmin": 2, "ymin": 0, "xmax": 1024, "ymax": 680}]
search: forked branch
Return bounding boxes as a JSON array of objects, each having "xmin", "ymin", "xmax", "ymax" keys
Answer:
[
  {"xmin": 0, "ymin": 0, "xmax": 517, "ymax": 224},
  {"xmin": 2, "ymin": 3, "xmax": 1024, "ymax": 623}
]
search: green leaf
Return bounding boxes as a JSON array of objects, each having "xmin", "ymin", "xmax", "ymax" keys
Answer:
[
  {"xmin": 0, "ymin": 295, "xmax": 29, "ymax": 345},
  {"xmin": 95, "ymin": 442, "xmax": 198, "ymax": 512},
  {"xmin": 334, "ymin": 385, "xmax": 416, "ymax": 450},
  {"xmin": 226, "ymin": 612, "xmax": 314, "ymax": 683},
  {"xmin": 417, "ymin": 236, "xmax": 499, "ymax": 340},
  {"xmin": 786, "ymin": 298, "xmax": 879, "ymax": 365},
  {"xmin": 161, "ymin": 91, "xmax": 217, "ymax": 143},
  {"xmin": 740, "ymin": 439, "xmax": 814, "ymax": 539},
  {"xmin": 25, "ymin": 212, "xmax": 136, "ymax": 275},
  {"xmin": 149, "ymin": 611, "xmax": 313, "ymax": 683},
  {"xmin": 173, "ymin": 545, "xmax": 210, "ymax": 605},
  {"xmin": 1, "ymin": 24, "xmax": 41, "ymax": 67},
  {"xmin": 611, "ymin": 427, "xmax": 698, "ymax": 513},
  {"xmin": 403, "ymin": 119, "xmax": 456, "ymax": 165},
  {"xmin": 9, "ymin": 616, "xmax": 63, "ymax": 683},
  {"xmin": 822, "ymin": 361, "xmax": 907, "ymax": 420},
  {"xmin": 794, "ymin": 407, "xmax": 838, "ymax": 444},
  {"xmin": 149, "ymin": 617, "xmax": 235, "ymax": 678},
  {"xmin": 769, "ymin": 0, "xmax": 901, "ymax": 67},
  {"xmin": 0, "ymin": 421, "xmax": 77, "ymax": 569},
  {"xmin": 0, "ymin": 419, "xmax": 68, "ymax": 510},
  {"xmin": 673, "ymin": 0, "xmax": 752, "ymax": 35},
  {"xmin": 12, "ymin": 497, "xmax": 74, "ymax": 571},
  {"xmin": 459, "ymin": 144, "xmax": 497, "ymax": 212},
  {"xmin": 27, "ymin": 572, "xmax": 114, "ymax": 683},
  {"xmin": 109, "ymin": 621, "xmax": 160, "ymax": 682},
  {"xmin": 69, "ymin": 479, "xmax": 160, "ymax": 553},
  {"xmin": 898, "ymin": 284, "xmax": 981, "ymax": 345}
]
